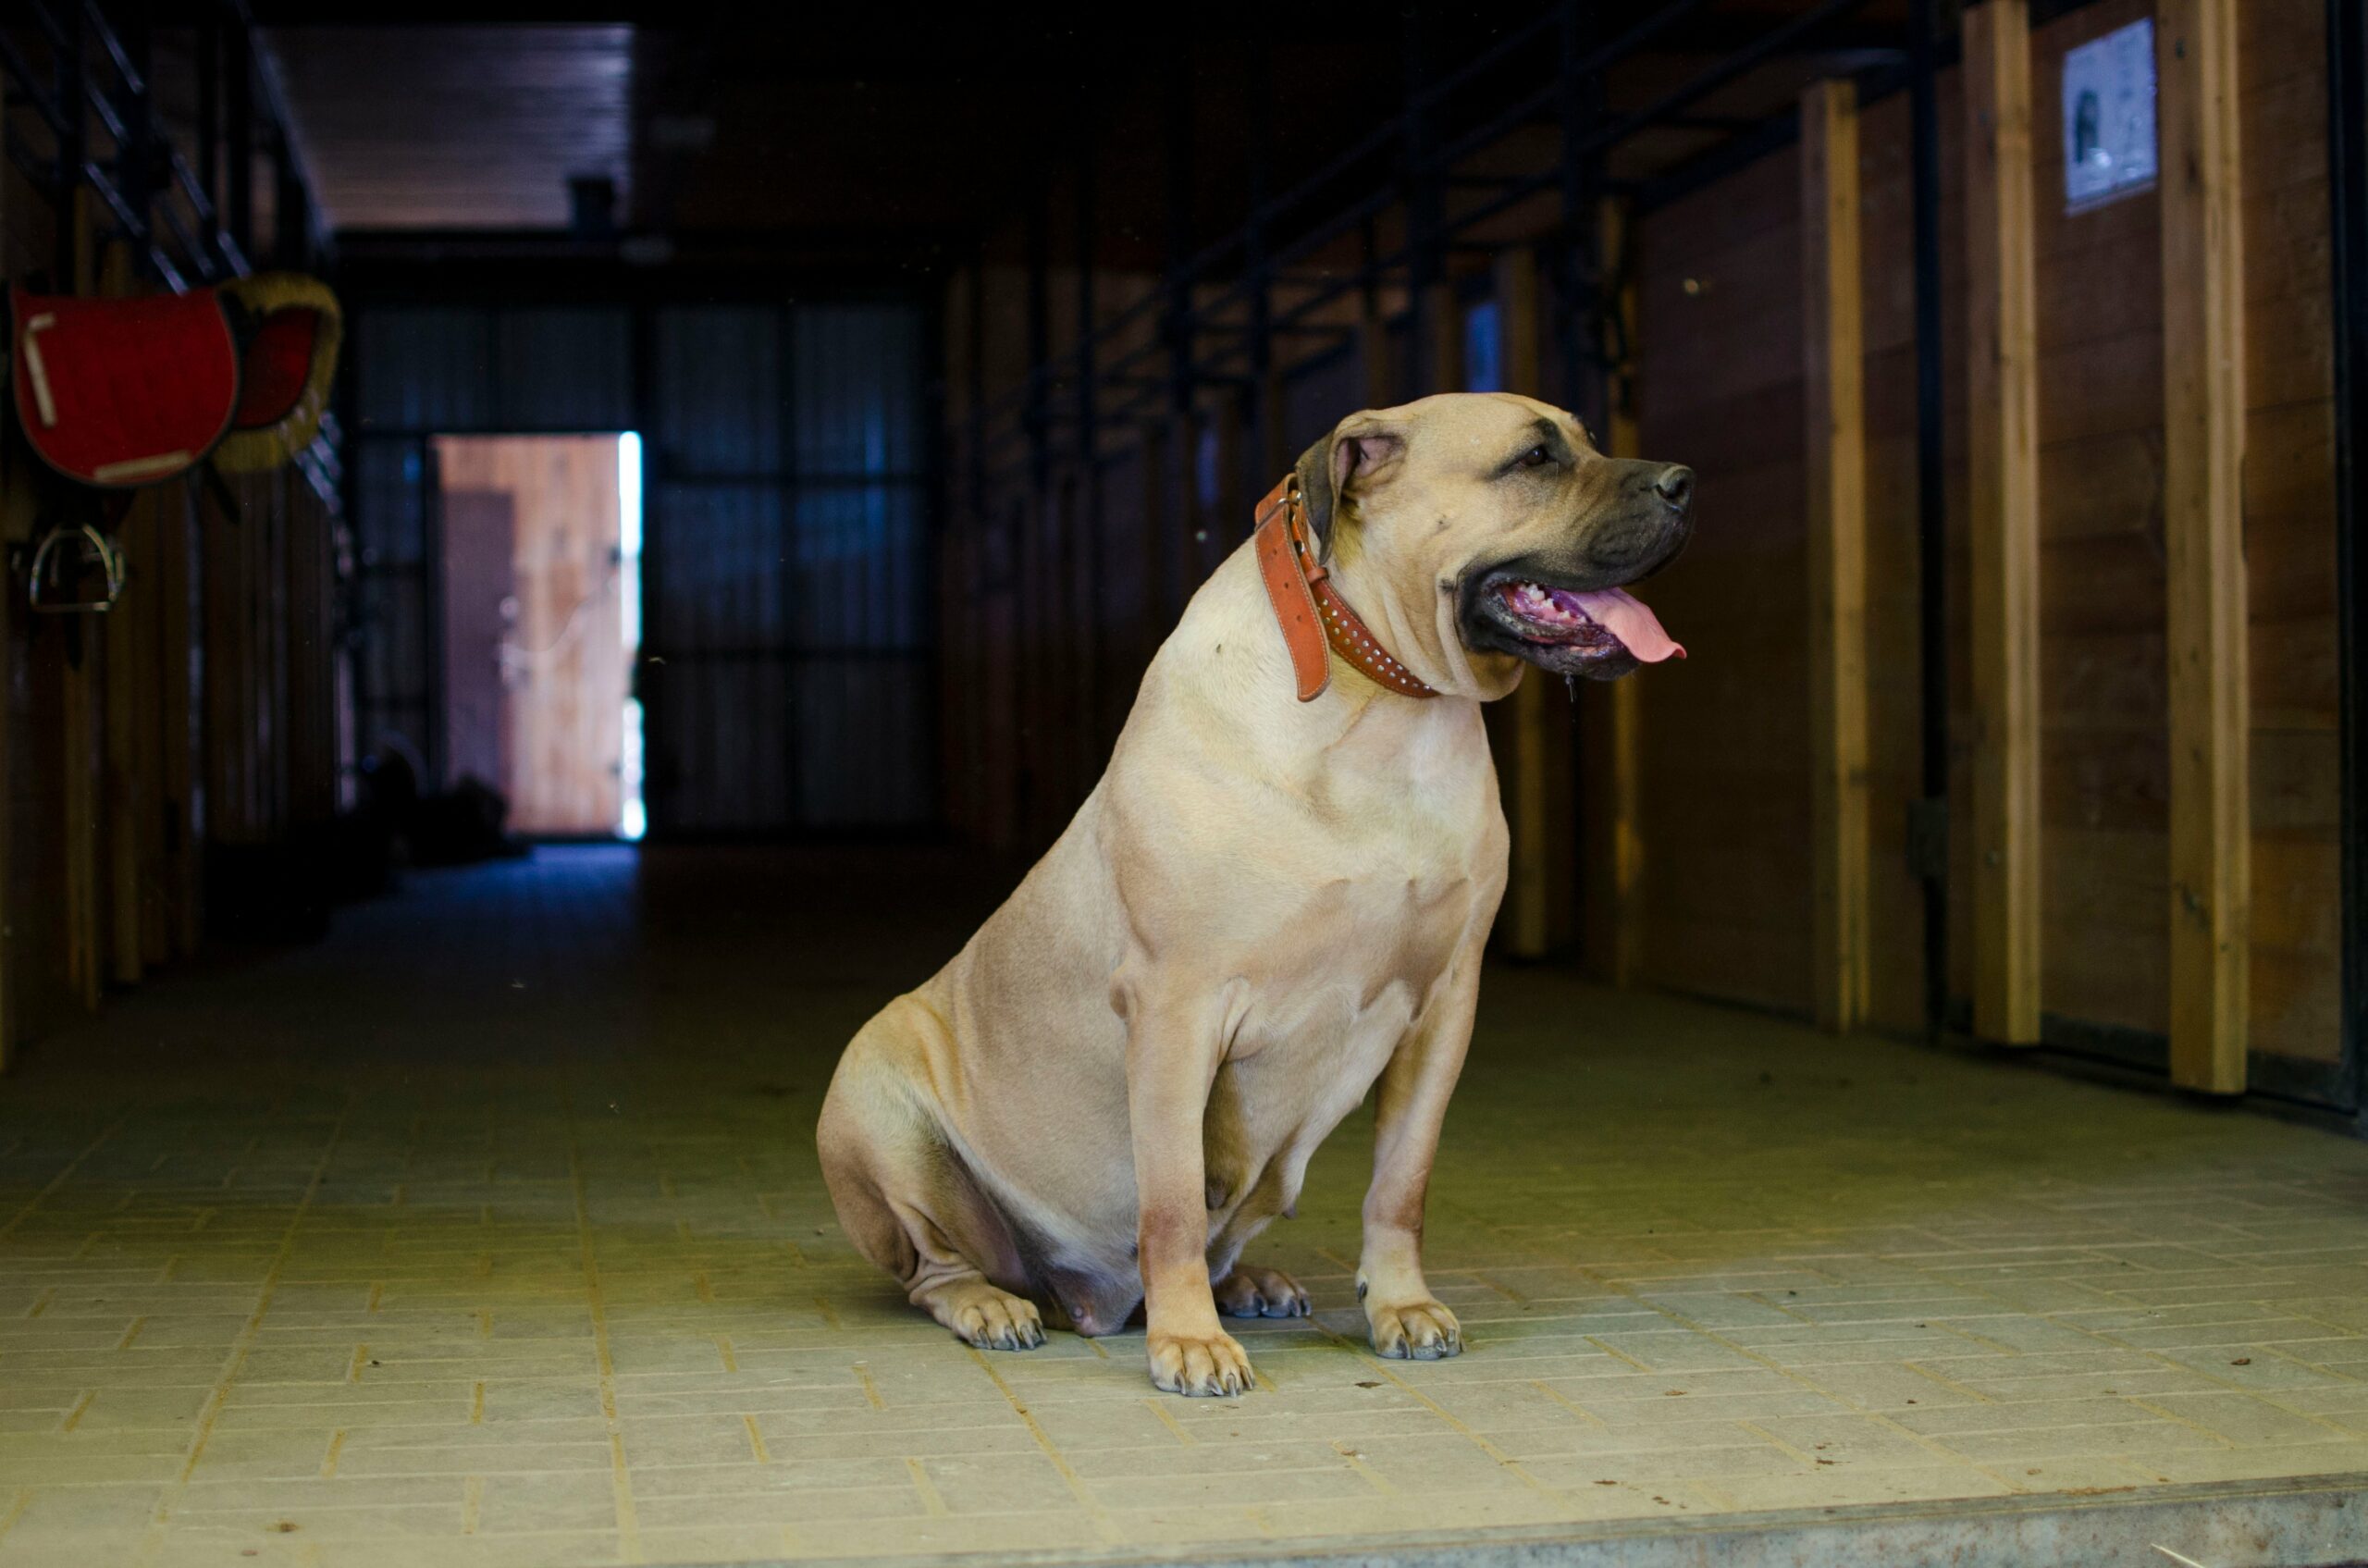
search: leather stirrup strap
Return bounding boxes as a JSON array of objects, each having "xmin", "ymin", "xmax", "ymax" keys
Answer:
[{"xmin": 1252, "ymin": 473, "xmax": 1438, "ymax": 703}]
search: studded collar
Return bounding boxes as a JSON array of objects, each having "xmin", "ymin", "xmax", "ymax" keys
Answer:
[{"xmin": 1251, "ymin": 473, "xmax": 1438, "ymax": 703}]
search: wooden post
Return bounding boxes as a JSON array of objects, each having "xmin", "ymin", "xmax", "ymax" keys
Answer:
[
  {"xmin": 1359, "ymin": 279, "xmax": 1393, "ymax": 410},
  {"xmin": 1963, "ymin": 0, "xmax": 2042, "ymax": 1046},
  {"xmin": 1210, "ymin": 389, "xmax": 1244, "ymax": 576},
  {"xmin": 62, "ymin": 200, "xmax": 105, "ymax": 1012},
  {"xmin": 2158, "ymin": 0, "xmax": 2249, "ymax": 1093},
  {"xmin": 105, "ymin": 489, "xmax": 153, "ymax": 985},
  {"xmin": 1491, "ymin": 249, "xmax": 1572, "ymax": 959},
  {"xmin": 1575, "ymin": 197, "xmax": 1647, "ymax": 989},
  {"xmin": 162, "ymin": 481, "xmax": 202, "ymax": 957},
  {"xmin": 1139, "ymin": 419, "xmax": 1170, "ymax": 656},
  {"xmin": 1802, "ymin": 80, "xmax": 1870, "ymax": 1032},
  {"xmin": 1425, "ymin": 281, "xmax": 1462, "ymax": 397}
]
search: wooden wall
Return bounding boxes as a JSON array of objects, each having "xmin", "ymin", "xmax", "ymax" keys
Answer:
[{"xmin": 0, "ymin": 164, "xmax": 344, "ymax": 1071}]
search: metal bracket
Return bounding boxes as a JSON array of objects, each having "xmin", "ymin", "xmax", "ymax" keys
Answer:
[{"xmin": 26, "ymin": 523, "xmax": 127, "ymax": 613}]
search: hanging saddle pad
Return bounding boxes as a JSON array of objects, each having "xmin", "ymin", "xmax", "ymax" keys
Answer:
[
  {"xmin": 9, "ymin": 273, "xmax": 344, "ymax": 488},
  {"xmin": 10, "ymin": 285, "xmax": 240, "ymax": 487},
  {"xmin": 215, "ymin": 273, "xmax": 342, "ymax": 475}
]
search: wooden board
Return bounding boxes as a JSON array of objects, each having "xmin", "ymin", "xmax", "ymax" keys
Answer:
[
  {"xmin": 1633, "ymin": 155, "xmax": 1816, "ymax": 1017},
  {"xmin": 435, "ymin": 438, "xmax": 629, "ymax": 836},
  {"xmin": 1488, "ymin": 246, "xmax": 1575, "ymax": 959},
  {"xmin": 2158, "ymin": 0, "xmax": 2251, "ymax": 1093},
  {"xmin": 1802, "ymin": 78, "xmax": 1871, "ymax": 1032},
  {"xmin": 1963, "ymin": 0, "xmax": 2044, "ymax": 1046}
]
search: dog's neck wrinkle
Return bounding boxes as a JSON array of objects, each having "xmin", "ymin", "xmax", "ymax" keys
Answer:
[{"xmin": 1326, "ymin": 552, "xmax": 1505, "ymax": 702}]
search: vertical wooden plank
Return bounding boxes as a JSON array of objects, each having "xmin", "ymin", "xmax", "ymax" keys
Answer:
[
  {"xmin": 0, "ymin": 74, "xmax": 11, "ymax": 1068},
  {"xmin": 1604, "ymin": 200, "xmax": 1645, "ymax": 989},
  {"xmin": 1491, "ymin": 248, "xmax": 1572, "ymax": 958},
  {"xmin": 1138, "ymin": 419, "xmax": 1170, "ymax": 656},
  {"xmin": 1210, "ymin": 389, "xmax": 1243, "ymax": 578},
  {"xmin": 1169, "ymin": 406, "xmax": 1201, "ymax": 618},
  {"xmin": 2159, "ymin": 0, "xmax": 2249, "ymax": 1093},
  {"xmin": 135, "ymin": 488, "xmax": 168, "ymax": 968},
  {"xmin": 1425, "ymin": 281, "xmax": 1462, "ymax": 397},
  {"xmin": 62, "ymin": 205, "xmax": 105, "ymax": 1011},
  {"xmin": 1802, "ymin": 80, "xmax": 1870, "ymax": 1032},
  {"xmin": 1962, "ymin": 0, "xmax": 2043, "ymax": 1046},
  {"xmin": 105, "ymin": 489, "xmax": 152, "ymax": 985},
  {"xmin": 160, "ymin": 482, "xmax": 201, "ymax": 958},
  {"xmin": 0, "ymin": 513, "xmax": 8, "ymax": 1069},
  {"xmin": 1360, "ymin": 284, "xmax": 1393, "ymax": 409}
]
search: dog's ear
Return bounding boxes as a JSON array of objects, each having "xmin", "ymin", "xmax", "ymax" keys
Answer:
[{"xmin": 1295, "ymin": 423, "xmax": 1403, "ymax": 552}]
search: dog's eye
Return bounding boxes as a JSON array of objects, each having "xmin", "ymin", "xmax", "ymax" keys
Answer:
[{"xmin": 1515, "ymin": 445, "xmax": 1554, "ymax": 470}]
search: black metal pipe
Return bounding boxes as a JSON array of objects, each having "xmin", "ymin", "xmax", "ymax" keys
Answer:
[
  {"xmin": 2329, "ymin": 0, "xmax": 2368, "ymax": 1122},
  {"xmin": 195, "ymin": 6, "xmax": 217, "ymax": 214},
  {"xmin": 225, "ymin": 18, "xmax": 253, "ymax": 258},
  {"xmin": 1402, "ymin": 6, "xmax": 1440, "ymax": 397},
  {"xmin": 1076, "ymin": 131, "xmax": 1104, "ymax": 784},
  {"xmin": 1910, "ymin": 0, "xmax": 1949, "ymax": 1046}
]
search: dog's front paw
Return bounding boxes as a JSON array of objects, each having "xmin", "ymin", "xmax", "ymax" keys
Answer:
[
  {"xmin": 1368, "ymin": 1299, "xmax": 1462, "ymax": 1361},
  {"xmin": 931, "ymin": 1282, "xmax": 1045, "ymax": 1352},
  {"xmin": 1147, "ymin": 1327, "xmax": 1254, "ymax": 1397}
]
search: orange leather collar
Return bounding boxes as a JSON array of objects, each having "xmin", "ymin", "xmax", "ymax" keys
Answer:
[{"xmin": 1252, "ymin": 474, "xmax": 1437, "ymax": 702}]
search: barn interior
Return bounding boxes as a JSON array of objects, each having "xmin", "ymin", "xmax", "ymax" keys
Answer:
[{"xmin": 3, "ymin": 3, "xmax": 2366, "ymax": 1566}]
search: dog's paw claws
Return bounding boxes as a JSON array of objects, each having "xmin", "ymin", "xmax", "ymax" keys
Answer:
[
  {"xmin": 1215, "ymin": 1265, "xmax": 1312, "ymax": 1320},
  {"xmin": 947, "ymin": 1290, "xmax": 1044, "ymax": 1352},
  {"xmin": 1148, "ymin": 1328, "xmax": 1254, "ymax": 1397},
  {"xmin": 1369, "ymin": 1299, "xmax": 1462, "ymax": 1361}
]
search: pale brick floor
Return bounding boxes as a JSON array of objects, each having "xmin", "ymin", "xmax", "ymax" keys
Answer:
[{"xmin": 3, "ymin": 846, "xmax": 2367, "ymax": 1567}]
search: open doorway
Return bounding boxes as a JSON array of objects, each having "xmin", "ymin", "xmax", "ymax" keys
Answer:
[{"xmin": 433, "ymin": 434, "xmax": 645, "ymax": 839}]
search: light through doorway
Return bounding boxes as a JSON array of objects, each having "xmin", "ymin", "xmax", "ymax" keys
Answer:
[{"xmin": 433, "ymin": 433, "xmax": 645, "ymax": 840}]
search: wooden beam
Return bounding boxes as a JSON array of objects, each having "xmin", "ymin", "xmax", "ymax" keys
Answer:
[
  {"xmin": 162, "ymin": 482, "xmax": 203, "ymax": 957},
  {"xmin": 1359, "ymin": 284, "xmax": 1393, "ymax": 409},
  {"xmin": 1962, "ymin": 0, "xmax": 2042, "ymax": 1046},
  {"xmin": 1594, "ymin": 196, "xmax": 1646, "ymax": 989},
  {"xmin": 1802, "ymin": 79, "xmax": 1870, "ymax": 1033},
  {"xmin": 1424, "ymin": 280, "xmax": 1462, "ymax": 398},
  {"xmin": 1491, "ymin": 247, "xmax": 1573, "ymax": 959},
  {"xmin": 63, "ymin": 197, "xmax": 105, "ymax": 1012},
  {"xmin": 105, "ymin": 488, "xmax": 154, "ymax": 986},
  {"xmin": 2158, "ymin": 0, "xmax": 2249, "ymax": 1093}
]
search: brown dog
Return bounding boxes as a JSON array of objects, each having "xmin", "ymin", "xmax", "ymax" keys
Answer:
[{"xmin": 819, "ymin": 393, "xmax": 1692, "ymax": 1396}]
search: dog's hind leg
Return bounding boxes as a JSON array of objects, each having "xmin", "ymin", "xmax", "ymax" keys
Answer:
[{"xmin": 819, "ymin": 1007, "xmax": 1044, "ymax": 1352}]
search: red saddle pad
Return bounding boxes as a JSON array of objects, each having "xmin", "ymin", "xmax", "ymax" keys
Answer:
[{"xmin": 10, "ymin": 286, "xmax": 240, "ymax": 488}]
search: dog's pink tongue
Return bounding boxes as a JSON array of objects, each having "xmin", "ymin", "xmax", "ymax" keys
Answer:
[{"xmin": 1568, "ymin": 587, "xmax": 1684, "ymax": 662}]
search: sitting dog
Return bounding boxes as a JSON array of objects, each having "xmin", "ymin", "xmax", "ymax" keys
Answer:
[{"xmin": 820, "ymin": 393, "xmax": 1692, "ymax": 1396}]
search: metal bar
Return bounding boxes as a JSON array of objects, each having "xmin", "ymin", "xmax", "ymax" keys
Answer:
[
  {"xmin": 226, "ymin": 17, "xmax": 253, "ymax": 256},
  {"xmin": 0, "ymin": 33, "xmax": 68, "ymax": 135},
  {"xmin": 1245, "ymin": 36, "xmax": 1276, "ymax": 477},
  {"xmin": 79, "ymin": 0, "xmax": 143, "ymax": 98},
  {"xmin": 1910, "ymin": 0, "xmax": 1949, "ymax": 1046},
  {"xmin": 2329, "ymin": 0, "xmax": 2368, "ymax": 1120},
  {"xmin": 55, "ymin": 0, "xmax": 84, "ymax": 287},
  {"xmin": 196, "ymin": 6, "xmax": 217, "ymax": 214},
  {"xmin": 1076, "ymin": 129, "xmax": 1104, "ymax": 784}
]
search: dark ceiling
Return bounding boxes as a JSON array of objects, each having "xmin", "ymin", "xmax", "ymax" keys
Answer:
[{"xmin": 255, "ymin": 3, "xmax": 1922, "ymax": 274}]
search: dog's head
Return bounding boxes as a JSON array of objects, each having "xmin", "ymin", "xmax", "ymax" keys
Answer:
[{"xmin": 1293, "ymin": 392, "xmax": 1692, "ymax": 699}]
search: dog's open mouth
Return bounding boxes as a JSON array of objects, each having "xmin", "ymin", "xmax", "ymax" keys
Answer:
[{"xmin": 1472, "ymin": 576, "xmax": 1685, "ymax": 678}]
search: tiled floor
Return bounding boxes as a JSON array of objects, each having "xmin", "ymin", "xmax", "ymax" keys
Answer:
[{"xmin": 3, "ymin": 846, "xmax": 2368, "ymax": 1568}]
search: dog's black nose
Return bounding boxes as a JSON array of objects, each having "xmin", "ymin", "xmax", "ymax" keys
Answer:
[{"xmin": 1654, "ymin": 464, "xmax": 1694, "ymax": 512}]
